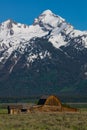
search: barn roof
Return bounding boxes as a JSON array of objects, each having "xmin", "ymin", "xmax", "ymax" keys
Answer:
[
  {"xmin": 37, "ymin": 95, "xmax": 62, "ymax": 106},
  {"xmin": 37, "ymin": 95, "xmax": 49, "ymax": 105},
  {"xmin": 8, "ymin": 105, "xmax": 23, "ymax": 109}
]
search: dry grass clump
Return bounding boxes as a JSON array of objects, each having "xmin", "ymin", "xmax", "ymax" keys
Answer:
[{"xmin": 0, "ymin": 109, "xmax": 87, "ymax": 130}]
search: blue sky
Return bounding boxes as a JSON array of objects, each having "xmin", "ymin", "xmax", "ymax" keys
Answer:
[{"xmin": 0, "ymin": 0, "xmax": 87, "ymax": 30}]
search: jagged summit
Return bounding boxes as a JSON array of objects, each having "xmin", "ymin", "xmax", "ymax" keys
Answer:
[
  {"xmin": 34, "ymin": 9, "xmax": 65, "ymax": 29},
  {"xmin": 1, "ymin": 19, "xmax": 17, "ymax": 28},
  {"xmin": 3, "ymin": 19, "xmax": 16, "ymax": 23},
  {"xmin": 41, "ymin": 9, "xmax": 65, "ymax": 21},
  {"xmin": 42, "ymin": 9, "xmax": 53, "ymax": 14}
]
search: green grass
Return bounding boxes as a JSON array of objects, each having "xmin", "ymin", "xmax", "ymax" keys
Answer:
[
  {"xmin": 0, "ymin": 108, "xmax": 87, "ymax": 130},
  {"xmin": 0, "ymin": 108, "xmax": 7, "ymax": 114}
]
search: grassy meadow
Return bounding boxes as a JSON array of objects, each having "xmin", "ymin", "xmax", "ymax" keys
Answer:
[{"xmin": 0, "ymin": 104, "xmax": 87, "ymax": 130}]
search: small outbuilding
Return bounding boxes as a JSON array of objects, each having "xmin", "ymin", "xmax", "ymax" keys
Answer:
[
  {"xmin": 7, "ymin": 105, "xmax": 31, "ymax": 114},
  {"xmin": 8, "ymin": 105, "xmax": 23, "ymax": 114}
]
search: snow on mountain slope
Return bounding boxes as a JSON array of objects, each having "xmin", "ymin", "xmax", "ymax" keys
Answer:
[
  {"xmin": 34, "ymin": 10, "xmax": 65, "ymax": 29},
  {"xmin": 0, "ymin": 18, "xmax": 48, "ymax": 63},
  {"xmin": 0, "ymin": 9, "xmax": 87, "ymax": 64},
  {"xmin": 34, "ymin": 10, "xmax": 87, "ymax": 48}
]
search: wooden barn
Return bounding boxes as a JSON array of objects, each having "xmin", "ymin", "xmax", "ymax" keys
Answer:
[
  {"xmin": 7, "ymin": 95, "xmax": 78, "ymax": 114},
  {"xmin": 37, "ymin": 95, "xmax": 78, "ymax": 112}
]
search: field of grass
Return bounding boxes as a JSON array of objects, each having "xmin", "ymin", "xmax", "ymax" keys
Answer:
[{"xmin": 0, "ymin": 107, "xmax": 87, "ymax": 130}]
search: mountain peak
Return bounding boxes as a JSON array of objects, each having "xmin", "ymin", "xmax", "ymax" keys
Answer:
[
  {"xmin": 0, "ymin": 19, "xmax": 17, "ymax": 30},
  {"xmin": 42, "ymin": 9, "xmax": 53, "ymax": 15},
  {"xmin": 2, "ymin": 19, "xmax": 17, "ymax": 25},
  {"xmin": 34, "ymin": 10, "xmax": 65, "ymax": 30},
  {"xmin": 41, "ymin": 10, "xmax": 65, "ymax": 21},
  {"xmin": 5, "ymin": 19, "xmax": 14, "ymax": 23}
]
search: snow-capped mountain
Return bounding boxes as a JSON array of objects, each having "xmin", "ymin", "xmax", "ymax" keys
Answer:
[
  {"xmin": 0, "ymin": 10, "xmax": 87, "ymax": 98},
  {"xmin": 0, "ymin": 10, "xmax": 87, "ymax": 65}
]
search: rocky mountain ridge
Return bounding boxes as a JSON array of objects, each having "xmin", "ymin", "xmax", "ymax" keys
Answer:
[{"xmin": 0, "ymin": 10, "xmax": 87, "ymax": 98}]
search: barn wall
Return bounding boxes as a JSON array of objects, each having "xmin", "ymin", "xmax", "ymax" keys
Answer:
[
  {"xmin": 62, "ymin": 106, "xmax": 78, "ymax": 112},
  {"xmin": 41, "ymin": 105, "xmax": 62, "ymax": 112}
]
